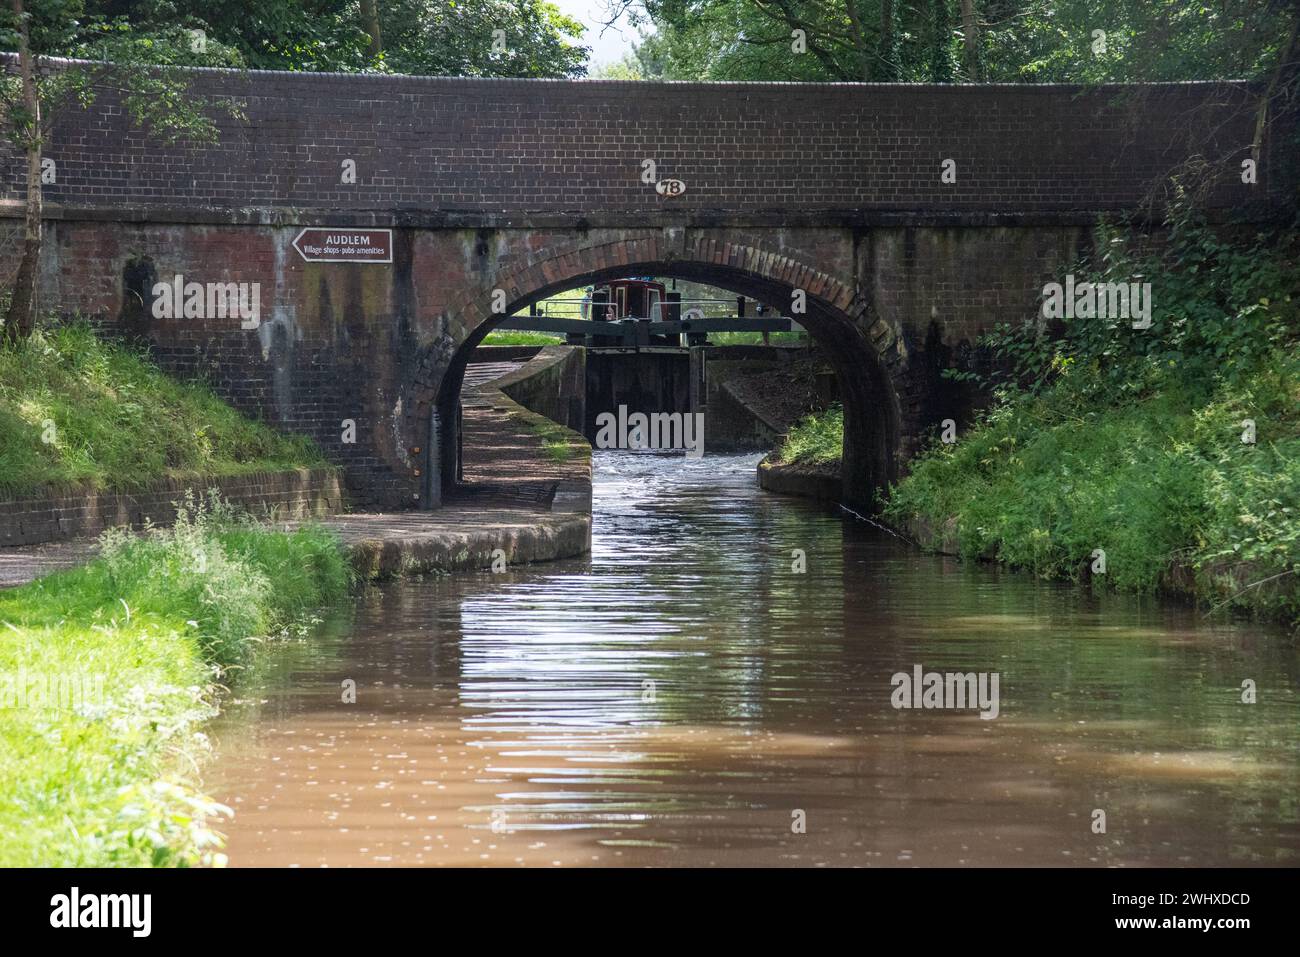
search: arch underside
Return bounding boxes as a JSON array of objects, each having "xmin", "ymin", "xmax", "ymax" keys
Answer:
[{"xmin": 418, "ymin": 243, "xmax": 910, "ymax": 513}]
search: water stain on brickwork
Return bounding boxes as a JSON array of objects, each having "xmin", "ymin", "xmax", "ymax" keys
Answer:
[{"xmin": 118, "ymin": 255, "xmax": 155, "ymax": 341}]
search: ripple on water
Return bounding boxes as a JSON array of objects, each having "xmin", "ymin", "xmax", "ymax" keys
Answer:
[{"xmin": 209, "ymin": 451, "xmax": 1300, "ymax": 867}]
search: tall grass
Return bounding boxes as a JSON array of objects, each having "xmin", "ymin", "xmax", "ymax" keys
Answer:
[
  {"xmin": 777, "ymin": 405, "xmax": 843, "ymax": 465},
  {"xmin": 886, "ymin": 356, "xmax": 1300, "ymax": 620},
  {"xmin": 0, "ymin": 322, "xmax": 326, "ymax": 496},
  {"xmin": 0, "ymin": 494, "xmax": 351, "ymax": 866}
]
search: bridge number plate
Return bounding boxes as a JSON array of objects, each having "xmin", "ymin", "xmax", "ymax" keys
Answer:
[{"xmin": 292, "ymin": 228, "xmax": 393, "ymax": 264}]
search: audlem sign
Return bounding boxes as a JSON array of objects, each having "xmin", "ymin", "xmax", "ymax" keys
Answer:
[{"xmin": 292, "ymin": 228, "xmax": 393, "ymax": 264}]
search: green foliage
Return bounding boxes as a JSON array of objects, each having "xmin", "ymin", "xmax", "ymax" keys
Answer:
[
  {"xmin": 141, "ymin": 0, "xmax": 372, "ymax": 72},
  {"xmin": 0, "ymin": 3, "xmax": 245, "ymax": 152},
  {"xmin": 635, "ymin": 0, "xmax": 1299, "ymax": 84},
  {"xmin": 0, "ymin": 494, "xmax": 351, "ymax": 865},
  {"xmin": 982, "ymin": 0, "xmax": 1295, "ymax": 84},
  {"xmin": 52, "ymin": 0, "xmax": 589, "ymax": 78},
  {"xmin": 778, "ymin": 404, "xmax": 843, "ymax": 465},
  {"xmin": 637, "ymin": 0, "xmax": 914, "ymax": 82},
  {"xmin": 885, "ymin": 222, "xmax": 1300, "ymax": 627},
  {"xmin": 481, "ymin": 330, "xmax": 565, "ymax": 345},
  {"xmin": 0, "ymin": 0, "xmax": 84, "ymax": 60},
  {"xmin": 96, "ymin": 492, "xmax": 351, "ymax": 667},
  {"xmin": 959, "ymin": 217, "xmax": 1299, "ymax": 399},
  {"xmin": 376, "ymin": 0, "xmax": 588, "ymax": 77},
  {"xmin": 0, "ymin": 322, "xmax": 328, "ymax": 495}
]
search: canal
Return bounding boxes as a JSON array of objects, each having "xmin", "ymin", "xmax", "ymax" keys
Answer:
[{"xmin": 211, "ymin": 452, "xmax": 1300, "ymax": 866}]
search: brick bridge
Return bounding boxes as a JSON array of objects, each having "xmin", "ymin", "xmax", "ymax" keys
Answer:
[{"xmin": 0, "ymin": 62, "xmax": 1289, "ymax": 510}]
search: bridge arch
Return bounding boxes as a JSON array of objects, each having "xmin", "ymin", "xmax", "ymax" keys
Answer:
[{"xmin": 406, "ymin": 233, "xmax": 917, "ymax": 512}]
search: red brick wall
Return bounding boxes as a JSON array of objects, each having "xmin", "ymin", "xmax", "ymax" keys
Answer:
[
  {"xmin": 0, "ymin": 469, "xmax": 345, "ymax": 548},
  {"xmin": 1, "ymin": 64, "xmax": 1282, "ymax": 215}
]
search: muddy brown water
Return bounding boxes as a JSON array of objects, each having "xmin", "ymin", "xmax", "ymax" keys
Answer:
[{"xmin": 210, "ymin": 452, "xmax": 1300, "ymax": 867}]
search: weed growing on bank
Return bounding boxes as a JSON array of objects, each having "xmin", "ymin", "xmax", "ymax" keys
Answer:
[
  {"xmin": 482, "ymin": 330, "xmax": 809, "ymax": 348},
  {"xmin": 883, "ymin": 216, "xmax": 1300, "ymax": 627},
  {"xmin": 481, "ymin": 330, "xmax": 566, "ymax": 346},
  {"xmin": 0, "ymin": 322, "xmax": 327, "ymax": 496},
  {"xmin": 0, "ymin": 494, "xmax": 351, "ymax": 866},
  {"xmin": 515, "ymin": 411, "xmax": 583, "ymax": 463},
  {"xmin": 778, "ymin": 404, "xmax": 843, "ymax": 465}
]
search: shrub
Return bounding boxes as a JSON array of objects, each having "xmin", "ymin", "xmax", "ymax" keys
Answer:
[{"xmin": 886, "ymin": 215, "xmax": 1300, "ymax": 626}]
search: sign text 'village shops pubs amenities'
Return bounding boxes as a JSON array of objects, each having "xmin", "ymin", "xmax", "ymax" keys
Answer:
[{"xmin": 292, "ymin": 228, "xmax": 393, "ymax": 264}]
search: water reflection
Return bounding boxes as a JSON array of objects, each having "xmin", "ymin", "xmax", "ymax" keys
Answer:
[{"xmin": 211, "ymin": 452, "xmax": 1300, "ymax": 866}]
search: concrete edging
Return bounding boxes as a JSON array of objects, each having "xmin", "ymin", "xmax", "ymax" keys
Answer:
[
  {"xmin": 345, "ymin": 512, "xmax": 591, "ymax": 581},
  {"xmin": 757, "ymin": 453, "xmax": 843, "ymax": 502}
]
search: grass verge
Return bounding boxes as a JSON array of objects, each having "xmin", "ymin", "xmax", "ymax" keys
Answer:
[
  {"xmin": 0, "ymin": 494, "xmax": 351, "ymax": 866},
  {"xmin": 881, "ymin": 216, "xmax": 1300, "ymax": 628},
  {"xmin": 883, "ymin": 356, "xmax": 1300, "ymax": 627},
  {"xmin": 0, "ymin": 323, "xmax": 327, "ymax": 496}
]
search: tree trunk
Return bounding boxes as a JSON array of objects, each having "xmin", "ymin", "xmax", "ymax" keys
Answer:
[
  {"xmin": 4, "ymin": 0, "xmax": 41, "ymax": 343},
  {"xmin": 929, "ymin": 0, "xmax": 952, "ymax": 82},
  {"xmin": 359, "ymin": 0, "xmax": 383, "ymax": 60},
  {"xmin": 879, "ymin": 0, "xmax": 896, "ymax": 81},
  {"xmin": 843, "ymin": 0, "xmax": 872, "ymax": 81},
  {"xmin": 958, "ymin": 0, "xmax": 980, "ymax": 81},
  {"xmin": 1252, "ymin": 10, "xmax": 1300, "ymax": 164}
]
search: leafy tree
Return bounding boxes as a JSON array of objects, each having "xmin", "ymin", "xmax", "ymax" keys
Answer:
[
  {"xmin": 374, "ymin": 0, "xmax": 587, "ymax": 77},
  {"xmin": 0, "ymin": 1, "xmax": 241, "ymax": 342},
  {"xmin": 621, "ymin": 0, "xmax": 974, "ymax": 81},
  {"xmin": 96, "ymin": 1, "xmax": 589, "ymax": 76},
  {"xmin": 976, "ymin": 0, "xmax": 1298, "ymax": 84},
  {"xmin": 627, "ymin": 0, "xmax": 1300, "ymax": 88}
]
